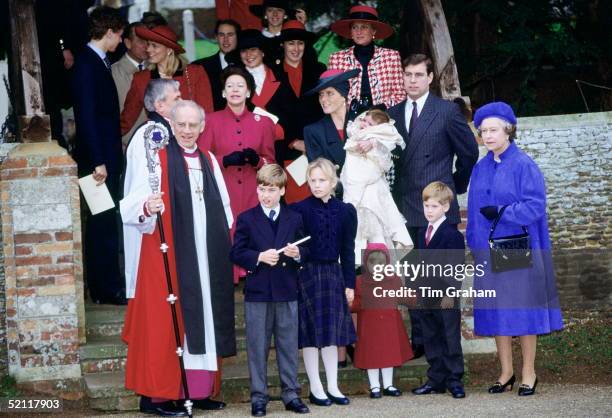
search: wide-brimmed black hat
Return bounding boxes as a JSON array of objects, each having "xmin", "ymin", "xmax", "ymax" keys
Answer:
[
  {"xmin": 304, "ymin": 69, "xmax": 360, "ymax": 97},
  {"xmin": 279, "ymin": 20, "xmax": 317, "ymax": 43},
  {"xmin": 237, "ymin": 29, "xmax": 267, "ymax": 51},
  {"xmin": 249, "ymin": 0, "xmax": 290, "ymax": 17}
]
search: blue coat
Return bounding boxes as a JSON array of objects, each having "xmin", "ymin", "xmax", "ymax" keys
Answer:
[
  {"xmin": 303, "ymin": 115, "xmax": 346, "ymax": 168},
  {"xmin": 71, "ymin": 46, "xmax": 123, "ymax": 175},
  {"xmin": 290, "ymin": 196, "xmax": 357, "ymax": 288},
  {"xmin": 466, "ymin": 142, "xmax": 563, "ymax": 336},
  {"xmin": 230, "ymin": 205, "xmax": 308, "ymax": 302},
  {"xmin": 389, "ymin": 94, "xmax": 478, "ymax": 227}
]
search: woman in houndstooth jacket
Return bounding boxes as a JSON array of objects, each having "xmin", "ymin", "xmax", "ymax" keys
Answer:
[{"xmin": 327, "ymin": 5, "xmax": 406, "ymax": 120}]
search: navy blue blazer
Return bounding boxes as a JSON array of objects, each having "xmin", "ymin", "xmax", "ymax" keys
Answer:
[
  {"xmin": 71, "ymin": 46, "xmax": 123, "ymax": 175},
  {"xmin": 389, "ymin": 94, "xmax": 478, "ymax": 227},
  {"xmin": 230, "ymin": 205, "xmax": 308, "ymax": 302},
  {"xmin": 303, "ymin": 115, "xmax": 346, "ymax": 168},
  {"xmin": 414, "ymin": 218, "xmax": 465, "ymax": 293}
]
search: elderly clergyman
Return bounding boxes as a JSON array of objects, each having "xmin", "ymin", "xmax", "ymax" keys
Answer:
[{"xmin": 120, "ymin": 98, "xmax": 236, "ymax": 416}]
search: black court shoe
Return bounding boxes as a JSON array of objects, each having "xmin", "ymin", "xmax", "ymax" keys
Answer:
[
  {"xmin": 139, "ymin": 396, "xmax": 187, "ymax": 417},
  {"xmin": 308, "ymin": 392, "xmax": 332, "ymax": 407},
  {"xmin": 326, "ymin": 392, "xmax": 350, "ymax": 405},
  {"xmin": 518, "ymin": 377, "xmax": 538, "ymax": 396},
  {"xmin": 488, "ymin": 375, "xmax": 516, "ymax": 394},
  {"xmin": 369, "ymin": 387, "xmax": 382, "ymax": 399}
]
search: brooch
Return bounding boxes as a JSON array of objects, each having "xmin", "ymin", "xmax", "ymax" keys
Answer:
[{"xmin": 254, "ymin": 114, "xmax": 261, "ymax": 122}]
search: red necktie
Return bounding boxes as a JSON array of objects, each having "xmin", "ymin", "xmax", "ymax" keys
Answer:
[{"xmin": 425, "ymin": 224, "xmax": 434, "ymax": 246}]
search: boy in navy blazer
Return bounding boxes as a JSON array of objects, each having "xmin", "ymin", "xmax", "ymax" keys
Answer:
[
  {"xmin": 411, "ymin": 181, "xmax": 466, "ymax": 399},
  {"xmin": 230, "ymin": 164, "xmax": 310, "ymax": 416}
]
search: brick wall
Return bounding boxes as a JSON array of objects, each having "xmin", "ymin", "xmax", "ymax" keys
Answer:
[{"xmin": 0, "ymin": 142, "xmax": 84, "ymax": 397}]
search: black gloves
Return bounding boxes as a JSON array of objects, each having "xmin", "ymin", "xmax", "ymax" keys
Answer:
[
  {"xmin": 480, "ymin": 206, "xmax": 499, "ymax": 220},
  {"xmin": 222, "ymin": 150, "xmax": 246, "ymax": 168},
  {"xmin": 243, "ymin": 147, "xmax": 260, "ymax": 167}
]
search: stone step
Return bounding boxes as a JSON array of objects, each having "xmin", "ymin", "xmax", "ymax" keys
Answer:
[
  {"xmin": 80, "ymin": 335, "xmax": 128, "ymax": 374},
  {"xmin": 84, "ymin": 357, "xmax": 428, "ymax": 411}
]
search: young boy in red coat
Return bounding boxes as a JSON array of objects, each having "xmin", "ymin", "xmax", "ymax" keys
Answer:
[{"xmin": 352, "ymin": 243, "xmax": 413, "ymax": 398}]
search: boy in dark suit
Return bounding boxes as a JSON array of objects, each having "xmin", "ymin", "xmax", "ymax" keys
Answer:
[
  {"xmin": 411, "ymin": 181, "xmax": 466, "ymax": 399},
  {"xmin": 230, "ymin": 164, "xmax": 310, "ymax": 417}
]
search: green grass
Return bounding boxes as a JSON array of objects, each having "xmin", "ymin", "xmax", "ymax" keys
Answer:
[
  {"xmin": 0, "ymin": 375, "xmax": 20, "ymax": 397},
  {"xmin": 537, "ymin": 317, "xmax": 612, "ymax": 373}
]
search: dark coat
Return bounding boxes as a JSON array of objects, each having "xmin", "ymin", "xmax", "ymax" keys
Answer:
[
  {"xmin": 193, "ymin": 52, "xmax": 237, "ymax": 111},
  {"xmin": 230, "ymin": 205, "xmax": 308, "ymax": 302},
  {"xmin": 71, "ymin": 45, "xmax": 123, "ymax": 175},
  {"xmin": 303, "ymin": 115, "xmax": 346, "ymax": 168},
  {"xmin": 271, "ymin": 57, "xmax": 326, "ymax": 162},
  {"xmin": 389, "ymin": 94, "xmax": 478, "ymax": 227}
]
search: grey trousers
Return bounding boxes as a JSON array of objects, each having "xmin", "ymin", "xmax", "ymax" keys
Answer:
[{"xmin": 245, "ymin": 300, "xmax": 300, "ymax": 405}]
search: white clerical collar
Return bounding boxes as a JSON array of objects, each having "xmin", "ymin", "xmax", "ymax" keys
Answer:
[
  {"xmin": 247, "ymin": 64, "xmax": 266, "ymax": 94},
  {"xmin": 261, "ymin": 204, "xmax": 280, "ymax": 221},
  {"xmin": 428, "ymin": 214, "xmax": 446, "ymax": 238},
  {"xmin": 179, "ymin": 143, "xmax": 198, "ymax": 157}
]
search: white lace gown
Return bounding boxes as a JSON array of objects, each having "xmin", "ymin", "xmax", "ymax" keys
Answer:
[{"xmin": 340, "ymin": 119, "xmax": 413, "ymax": 263}]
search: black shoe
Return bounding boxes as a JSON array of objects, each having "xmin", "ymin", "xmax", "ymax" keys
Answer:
[
  {"xmin": 285, "ymin": 398, "xmax": 310, "ymax": 414},
  {"xmin": 337, "ymin": 360, "xmax": 348, "ymax": 368},
  {"xmin": 139, "ymin": 397, "xmax": 187, "ymax": 417},
  {"xmin": 326, "ymin": 392, "xmax": 350, "ymax": 405},
  {"xmin": 192, "ymin": 398, "xmax": 226, "ymax": 410},
  {"xmin": 251, "ymin": 402, "xmax": 266, "ymax": 417},
  {"xmin": 518, "ymin": 377, "xmax": 538, "ymax": 396},
  {"xmin": 308, "ymin": 393, "xmax": 331, "ymax": 407},
  {"xmin": 411, "ymin": 384, "xmax": 446, "ymax": 395},
  {"xmin": 488, "ymin": 375, "xmax": 516, "ymax": 394},
  {"xmin": 369, "ymin": 388, "xmax": 382, "ymax": 399},
  {"xmin": 412, "ymin": 345, "xmax": 425, "ymax": 359},
  {"xmin": 449, "ymin": 387, "xmax": 466, "ymax": 399},
  {"xmin": 383, "ymin": 386, "xmax": 402, "ymax": 397}
]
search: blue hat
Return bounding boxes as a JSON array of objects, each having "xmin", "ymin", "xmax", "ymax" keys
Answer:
[
  {"xmin": 303, "ymin": 69, "xmax": 360, "ymax": 98},
  {"xmin": 473, "ymin": 101, "xmax": 517, "ymax": 129}
]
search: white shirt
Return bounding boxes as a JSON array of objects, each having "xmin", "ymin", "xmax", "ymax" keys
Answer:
[
  {"xmin": 262, "ymin": 29, "xmax": 281, "ymax": 38},
  {"xmin": 219, "ymin": 52, "xmax": 228, "ymax": 69},
  {"xmin": 125, "ymin": 52, "xmax": 145, "ymax": 70},
  {"xmin": 427, "ymin": 214, "xmax": 446, "ymax": 242},
  {"xmin": 261, "ymin": 204, "xmax": 280, "ymax": 221},
  {"xmin": 404, "ymin": 91, "xmax": 429, "ymax": 134},
  {"xmin": 247, "ymin": 64, "xmax": 266, "ymax": 95}
]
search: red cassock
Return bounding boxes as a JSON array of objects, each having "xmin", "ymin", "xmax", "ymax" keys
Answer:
[
  {"xmin": 198, "ymin": 107, "xmax": 275, "ymax": 282},
  {"xmin": 351, "ymin": 275, "xmax": 414, "ymax": 369},
  {"xmin": 215, "ymin": 0, "xmax": 263, "ymax": 30},
  {"xmin": 121, "ymin": 65, "xmax": 214, "ymax": 136},
  {"xmin": 122, "ymin": 150, "xmax": 192, "ymax": 399}
]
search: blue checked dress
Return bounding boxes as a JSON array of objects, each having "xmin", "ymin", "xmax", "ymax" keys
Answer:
[{"xmin": 290, "ymin": 196, "xmax": 358, "ymax": 348}]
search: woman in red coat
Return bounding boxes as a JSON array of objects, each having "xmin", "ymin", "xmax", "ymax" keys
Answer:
[
  {"xmin": 198, "ymin": 66, "xmax": 275, "ymax": 283},
  {"xmin": 352, "ymin": 243, "xmax": 414, "ymax": 398},
  {"xmin": 121, "ymin": 25, "xmax": 214, "ymax": 137}
]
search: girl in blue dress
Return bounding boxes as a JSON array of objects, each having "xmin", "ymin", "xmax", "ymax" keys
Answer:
[
  {"xmin": 467, "ymin": 102, "xmax": 563, "ymax": 397},
  {"xmin": 291, "ymin": 158, "xmax": 357, "ymax": 406}
]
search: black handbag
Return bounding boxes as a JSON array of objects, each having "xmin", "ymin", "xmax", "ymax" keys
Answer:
[{"xmin": 488, "ymin": 205, "xmax": 533, "ymax": 272}]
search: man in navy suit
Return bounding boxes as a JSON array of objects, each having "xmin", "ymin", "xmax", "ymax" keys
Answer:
[
  {"xmin": 71, "ymin": 6, "xmax": 126, "ymax": 305},
  {"xmin": 193, "ymin": 19, "xmax": 240, "ymax": 111},
  {"xmin": 230, "ymin": 164, "xmax": 310, "ymax": 417},
  {"xmin": 389, "ymin": 54, "xmax": 478, "ymax": 354}
]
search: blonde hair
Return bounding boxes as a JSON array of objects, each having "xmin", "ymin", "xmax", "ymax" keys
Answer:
[
  {"xmin": 149, "ymin": 50, "xmax": 188, "ymax": 76},
  {"xmin": 256, "ymin": 164, "xmax": 287, "ymax": 188},
  {"xmin": 422, "ymin": 181, "xmax": 454, "ymax": 206},
  {"xmin": 306, "ymin": 158, "xmax": 338, "ymax": 190},
  {"xmin": 366, "ymin": 108, "xmax": 390, "ymax": 125}
]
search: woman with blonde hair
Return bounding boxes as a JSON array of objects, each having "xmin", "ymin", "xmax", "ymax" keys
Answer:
[{"xmin": 121, "ymin": 25, "xmax": 214, "ymax": 136}]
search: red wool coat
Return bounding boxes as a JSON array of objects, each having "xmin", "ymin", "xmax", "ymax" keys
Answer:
[
  {"xmin": 121, "ymin": 65, "xmax": 214, "ymax": 136},
  {"xmin": 328, "ymin": 46, "xmax": 406, "ymax": 109},
  {"xmin": 352, "ymin": 274, "xmax": 414, "ymax": 369},
  {"xmin": 198, "ymin": 106, "xmax": 275, "ymax": 220},
  {"xmin": 215, "ymin": 0, "xmax": 263, "ymax": 30}
]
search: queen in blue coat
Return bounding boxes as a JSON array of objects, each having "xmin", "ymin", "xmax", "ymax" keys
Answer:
[{"xmin": 466, "ymin": 102, "xmax": 563, "ymax": 396}]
